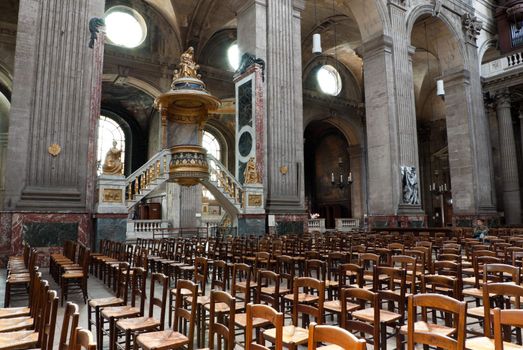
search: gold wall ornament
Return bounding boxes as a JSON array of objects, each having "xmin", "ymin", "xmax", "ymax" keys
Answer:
[
  {"xmin": 244, "ymin": 157, "xmax": 261, "ymax": 184},
  {"xmin": 279, "ymin": 165, "xmax": 288, "ymax": 175},
  {"xmin": 102, "ymin": 141, "xmax": 124, "ymax": 175},
  {"xmin": 48, "ymin": 144, "xmax": 61, "ymax": 157},
  {"xmin": 103, "ymin": 188, "xmax": 123, "ymax": 203},
  {"xmin": 248, "ymin": 194, "xmax": 263, "ymax": 207}
]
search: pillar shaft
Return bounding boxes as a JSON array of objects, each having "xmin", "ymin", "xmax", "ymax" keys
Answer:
[
  {"xmin": 5, "ymin": 0, "xmax": 105, "ymax": 210},
  {"xmin": 496, "ymin": 91, "xmax": 521, "ymax": 224}
]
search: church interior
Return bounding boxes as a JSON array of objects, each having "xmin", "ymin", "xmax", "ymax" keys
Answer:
[{"xmin": 2, "ymin": 0, "xmax": 523, "ymax": 349}]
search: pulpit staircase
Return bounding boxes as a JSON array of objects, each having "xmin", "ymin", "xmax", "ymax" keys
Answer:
[{"xmin": 125, "ymin": 150, "xmax": 243, "ymax": 216}]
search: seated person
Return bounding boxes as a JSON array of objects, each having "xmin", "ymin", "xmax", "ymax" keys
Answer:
[{"xmin": 473, "ymin": 218, "xmax": 488, "ymax": 240}]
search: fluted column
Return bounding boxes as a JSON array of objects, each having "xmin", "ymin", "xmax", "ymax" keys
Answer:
[{"xmin": 496, "ymin": 91, "xmax": 521, "ymax": 224}]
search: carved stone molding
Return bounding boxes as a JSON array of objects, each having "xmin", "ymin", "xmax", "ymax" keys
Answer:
[{"xmin": 462, "ymin": 13, "xmax": 482, "ymax": 43}]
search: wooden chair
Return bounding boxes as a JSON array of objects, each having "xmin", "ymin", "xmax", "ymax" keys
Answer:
[
  {"xmin": 115, "ymin": 272, "xmax": 169, "ymax": 350},
  {"xmin": 324, "ymin": 263, "xmax": 363, "ymax": 319},
  {"xmin": 60, "ymin": 248, "xmax": 90, "ymax": 306},
  {"xmin": 134, "ymin": 279, "xmax": 198, "ymax": 350},
  {"xmin": 0, "ymin": 289, "xmax": 58, "ymax": 350},
  {"xmin": 246, "ymin": 304, "xmax": 283, "ymax": 350},
  {"xmin": 307, "ymin": 323, "xmax": 366, "ymax": 350},
  {"xmin": 340, "ymin": 287, "xmax": 380, "ymax": 349},
  {"xmin": 4, "ymin": 250, "xmax": 38, "ymax": 307},
  {"xmin": 101, "ymin": 267, "xmax": 147, "ymax": 350},
  {"xmin": 207, "ymin": 290, "xmax": 236, "ymax": 350},
  {"xmin": 232, "ymin": 263, "xmax": 257, "ymax": 312},
  {"xmin": 465, "ymin": 283, "xmax": 523, "ymax": 350},
  {"xmin": 87, "ymin": 262, "xmax": 130, "ymax": 342},
  {"xmin": 58, "ymin": 302, "xmax": 80, "ymax": 350},
  {"xmin": 493, "ymin": 308, "xmax": 523, "ymax": 349},
  {"xmin": 406, "ymin": 293, "xmax": 466, "ymax": 350},
  {"xmin": 264, "ymin": 277, "xmax": 324, "ymax": 350}
]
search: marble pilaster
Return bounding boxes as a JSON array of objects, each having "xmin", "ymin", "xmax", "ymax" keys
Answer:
[
  {"xmin": 4, "ymin": 0, "xmax": 105, "ymax": 210},
  {"xmin": 495, "ymin": 91, "xmax": 521, "ymax": 224}
]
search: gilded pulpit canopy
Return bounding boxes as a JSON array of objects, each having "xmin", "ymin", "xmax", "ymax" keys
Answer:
[{"xmin": 102, "ymin": 140, "xmax": 123, "ymax": 175}]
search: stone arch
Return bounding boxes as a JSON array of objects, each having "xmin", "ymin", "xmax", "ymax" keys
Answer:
[
  {"xmin": 406, "ymin": 5, "xmax": 467, "ymax": 71},
  {"xmin": 102, "ymin": 75, "xmax": 162, "ymax": 99},
  {"xmin": 342, "ymin": 0, "xmax": 390, "ymax": 41}
]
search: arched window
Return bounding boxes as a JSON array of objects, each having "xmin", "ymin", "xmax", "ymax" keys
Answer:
[
  {"xmin": 202, "ymin": 131, "xmax": 221, "ymax": 161},
  {"xmin": 104, "ymin": 6, "xmax": 147, "ymax": 48},
  {"xmin": 97, "ymin": 116, "xmax": 126, "ymax": 175},
  {"xmin": 227, "ymin": 43, "xmax": 240, "ymax": 71}
]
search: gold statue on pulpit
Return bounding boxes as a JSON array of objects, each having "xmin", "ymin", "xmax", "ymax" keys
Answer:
[
  {"xmin": 173, "ymin": 47, "xmax": 200, "ymax": 80},
  {"xmin": 102, "ymin": 141, "xmax": 123, "ymax": 175}
]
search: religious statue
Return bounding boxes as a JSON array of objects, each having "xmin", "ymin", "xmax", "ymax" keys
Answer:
[
  {"xmin": 243, "ymin": 157, "xmax": 261, "ymax": 184},
  {"xmin": 172, "ymin": 47, "xmax": 200, "ymax": 81},
  {"xmin": 401, "ymin": 166, "xmax": 420, "ymax": 205},
  {"xmin": 102, "ymin": 141, "xmax": 123, "ymax": 175}
]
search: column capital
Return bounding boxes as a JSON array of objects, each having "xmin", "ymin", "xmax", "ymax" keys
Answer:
[
  {"xmin": 235, "ymin": 0, "xmax": 267, "ymax": 17},
  {"xmin": 495, "ymin": 89, "xmax": 511, "ymax": 109},
  {"xmin": 292, "ymin": 0, "xmax": 306, "ymax": 12},
  {"xmin": 438, "ymin": 68, "xmax": 471, "ymax": 87}
]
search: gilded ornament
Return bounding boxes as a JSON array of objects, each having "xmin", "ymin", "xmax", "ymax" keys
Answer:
[
  {"xmin": 279, "ymin": 165, "xmax": 288, "ymax": 175},
  {"xmin": 103, "ymin": 189, "xmax": 122, "ymax": 203},
  {"xmin": 244, "ymin": 157, "xmax": 261, "ymax": 184},
  {"xmin": 102, "ymin": 141, "xmax": 123, "ymax": 175},
  {"xmin": 248, "ymin": 194, "xmax": 263, "ymax": 207},
  {"xmin": 172, "ymin": 47, "xmax": 201, "ymax": 81},
  {"xmin": 48, "ymin": 144, "xmax": 61, "ymax": 157}
]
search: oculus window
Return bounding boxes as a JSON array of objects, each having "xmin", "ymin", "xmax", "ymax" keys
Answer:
[
  {"xmin": 227, "ymin": 43, "xmax": 240, "ymax": 71},
  {"xmin": 105, "ymin": 6, "xmax": 147, "ymax": 48},
  {"xmin": 317, "ymin": 65, "xmax": 342, "ymax": 96},
  {"xmin": 97, "ymin": 116, "xmax": 125, "ymax": 175}
]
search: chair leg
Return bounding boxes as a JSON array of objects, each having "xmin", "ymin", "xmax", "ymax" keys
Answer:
[
  {"xmin": 61, "ymin": 278, "xmax": 65, "ymax": 306},
  {"xmin": 4, "ymin": 282, "xmax": 10, "ymax": 307},
  {"xmin": 87, "ymin": 305, "xmax": 92, "ymax": 331}
]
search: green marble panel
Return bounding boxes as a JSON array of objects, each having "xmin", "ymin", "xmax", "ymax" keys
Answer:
[
  {"xmin": 23, "ymin": 222, "xmax": 78, "ymax": 247},
  {"xmin": 276, "ymin": 221, "xmax": 303, "ymax": 235}
]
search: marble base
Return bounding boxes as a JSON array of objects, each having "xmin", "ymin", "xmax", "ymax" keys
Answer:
[
  {"xmin": 0, "ymin": 211, "xmax": 91, "ymax": 267},
  {"xmin": 237, "ymin": 214, "xmax": 266, "ymax": 236},
  {"xmin": 452, "ymin": 213, "xmax": 500, "ymax": 228},
  {"xmin": 93, "ymin": 215, "xmax": 127, "ymax": 251},
  {"xmin": 368, "ymin": 215, "xmax": 428, "ymax": 229},
  {"xmin": 96, "ymin": 175, "xmax": 127, "ymax": 214},
  {"xmin": 244, "ymin": 184, "xmax": 265, "ymax": 214},
  {"xmin": 268, "ymin": 214, "xmax": 308, "ymax": 235}
]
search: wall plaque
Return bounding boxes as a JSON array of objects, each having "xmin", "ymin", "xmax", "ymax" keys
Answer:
[{"xmin": 103, "ymin": 188, "xmax": 123, "ymax": 203}]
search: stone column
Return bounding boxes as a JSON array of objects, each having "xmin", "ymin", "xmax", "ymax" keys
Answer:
[
  {"xmin": 5, "ymin": 0, "xmax": 104, "ymax": 210},
  {"xmin": 357, "ymin": 35, "xmax": 400, "ymax": 223},
  {"xmin": 388, "ymin": 0, "xmax": 423, "ymax": 214},
  {"xmin": 519, "ymin": 108, "xmax": 523, "ymax": 158},
  {"xmin": 2, "ymin": 0, "xmax": 104, "ymax": 253},
  {"xmin": 237, "ymin": 0, "xmax": 307, "ymax": 233},
  {"xmin": 495, "ymin": 91, "xmax": 521, "ymax": 224}
]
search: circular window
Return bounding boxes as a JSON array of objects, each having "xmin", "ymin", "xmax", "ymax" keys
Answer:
[
  {"xmin": 317, "ymin": 65, "xmax": 342, "ymax": 96},
  {"xmin": 228, "ymin": 43, "xmax": 240, "ymax": 71},
  {"xmin": 105, "ymin": 6, "xmax": 147, "ymax": 48}
]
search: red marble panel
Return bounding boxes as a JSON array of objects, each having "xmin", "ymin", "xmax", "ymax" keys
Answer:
[{"xmin": 2, "ymin": 212, "xmax": 92, "ymax": 267}]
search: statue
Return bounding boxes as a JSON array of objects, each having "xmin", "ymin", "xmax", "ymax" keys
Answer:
[
  {"xmin": 243, "ymin": 157, "xmax": 260, "ymax": 184},
  {"xmin": 102, "ymin": 141, "xmax": 123, "ymax": 175},
  {"xmin": 88, "ymin": 17, "xmax": 105, "ymax": 49},
  {"xmin": 401, "ymin": 166, "xmax": 420, "ymax": 205},
  {"xmin": 172, "ymin": 47, "xmax": 200, "ymax": 81}
]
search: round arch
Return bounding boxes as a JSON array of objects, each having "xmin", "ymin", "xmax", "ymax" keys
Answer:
[
  {"xmin": 406, "ymin": 6, "xmax": 467, "ymax": 70},
  {"xmin": 102, "ymin": 75, "xmax": 162, "ymax": 99}
]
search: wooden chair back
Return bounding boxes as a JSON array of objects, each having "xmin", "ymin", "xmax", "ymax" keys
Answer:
[
  {"xmin": 276, "ymin": 255, "xmax": 295, "ymax": 292},
  {"xmin": 493, "ymin": 308, "xmax": 523, "ymax": 349},
  {"xmin": 173, "ymin": 279, "xmax": 198, "ymax": 350},
  {"xmin": 391, "ymin": 255, "xmax": 417, "ymax": 294},
  {"xmin": 340, "ymin": 287, "xmax": 380, "ymax": 350},
  {"xmin": 339, "ymin": 263, "xmax": 363, "ymax": 289},
  {"xmin": 246, "ymin": 303, "xmax": 283, "ymax": 350},
  {"xmin": 58, "ymin": 302, "xmax": 80, "ymax": 350},
  {"xmin": 482, "ymin": 282, "xmax": 523, "ymax": 337},
  {"xmin": 148, "ymin": 273, "xmax": 169, "ymax": 330},
  {"xmin": 256, "ymin": 269, "xmax": 280, "ymax": 310},
  {"xmin": 305, "ymin": 259, "xmax": 326, "ymax": 281},
  {"xmin": 73, "ymin": 328, "xmax": 97, "ymax": 350},
  {"xmin": 407, "ymin": 293, "xmax": 466, "ymax": 350},
  {"xmin": 292, "ymin": 277, "xmax": 325, "ymax": 327},
  {"xmin": 232, "ymin": 263, "xmax": 254, "ymax": 307},
  {"xmin": 421, "ymin": 274, "xmax": 459, "ymax": 300},
  {"xmin": 129, "ymin": 267, "xmax": 147, "ymax": 314},
  {"xmin": 211, "ymin": 259, "xmax": 228, "ymax": 291},
  {"xmin": 40, "ymin": 290, "xmax": 59, "ymax": 350},
  {"xmin": 307, "ymin": 323, "xmax": 366, "ymax": 350},
  {"xmin": 194, "ymin": 257, "xmax": 209, "ymax": 295},
  {"xmin": 208, "ymin": 290, "xmax": 236, "ymax": 350}
]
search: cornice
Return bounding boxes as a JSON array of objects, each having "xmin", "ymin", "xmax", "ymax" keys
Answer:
[{"xmin": 303, "ymin": 89, "xmax": 363, "ymax": 110}]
